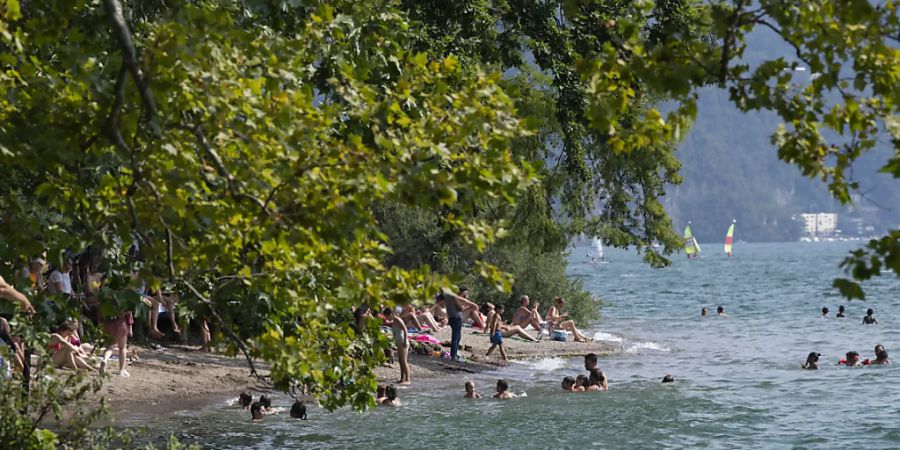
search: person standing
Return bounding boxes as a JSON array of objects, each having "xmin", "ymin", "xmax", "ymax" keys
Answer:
[{"xmin": 442, "ymin": 287, "xmax": 478, "ymax": 362}]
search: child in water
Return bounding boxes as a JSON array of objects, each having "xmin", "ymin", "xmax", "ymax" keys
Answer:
[
  {"xmin": 290, "ymin": 400, "xmax": 308, "ymax": 419},
  {"xmin": 238, "ymin": 392, "xmax": 252, "ymax": 409},
  {"xmin": 464, "ymin": 381, "xmax": 481, "ymax": 399},
  {"xmin": 801, "ymin": 352, "xmax": 820, "ymax": 370},
  {"xmin": 250, "ymin": 402, "xmax": 264, "ymax": 421},
  {"xmin": 586, "ymin": 369, "xmax": 608, "ymax": 391},
  {"xmin": 380, "ymin": 384, "xmax": 401, "ymax": 406},
  {"xmin": 574, "ymin": 374, "xmax": 589, "ymax": 391},
  {"xmin": 863, "ymin": 308, "xmax": 878, "ymax": 325},
  {"xmin": 561, "ymin": 376, "xmax": 578, "ymax": 392},
  {"xmin": 485, "ymin": 305, "xmax": 508, "ymax": 361},
  {"xmin": 493, "ymin": 379, "xmax": 517, "ymax": 399}
]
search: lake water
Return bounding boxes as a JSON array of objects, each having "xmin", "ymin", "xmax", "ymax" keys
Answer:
[{"xmin": 130, "ymin": 242, "xmax": 900, "ymax": 449}]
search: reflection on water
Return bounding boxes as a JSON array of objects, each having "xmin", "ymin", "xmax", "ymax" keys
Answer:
[{"xmin": 129, "ymin": 242, "xmax": 900, "ymax": 449}]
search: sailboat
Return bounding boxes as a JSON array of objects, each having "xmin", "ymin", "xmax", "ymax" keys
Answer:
[
  {"xmin": 724, "ymin": 220, "xmax": 736, "ymax": 257},
  {"xmin": 591, "ymin": 237, "xmax": 605, "ymax": 263},
  {"xmin": 684, "ymin": 222, "xmax": 701, "ymax": 259}
]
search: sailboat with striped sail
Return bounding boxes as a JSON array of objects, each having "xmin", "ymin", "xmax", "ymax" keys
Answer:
[
  {"xmin": 684, "ymin": 222, "xmax": 701, "ymax": 259},
  {"xmin": 724, "ymin": 220, "xmax": 736, "ymax": 257}
]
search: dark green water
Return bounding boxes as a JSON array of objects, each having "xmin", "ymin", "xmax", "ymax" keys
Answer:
[{"xmin": 128, "ymin": 242, "xmax": 900, "ymax": 449}]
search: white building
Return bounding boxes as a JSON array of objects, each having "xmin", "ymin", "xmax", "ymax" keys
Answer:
[{"xmin": 800, "ymin": 212, "xmax": 838, "ymax": 236}]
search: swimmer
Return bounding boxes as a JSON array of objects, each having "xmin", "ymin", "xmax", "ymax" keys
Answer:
[
  {"xmin": 583, "ymin": 353, "xmax": 609, "ymax": 390},
  {"xmin": 574, "ymin": 374, "xmax": 589, "ymax": 391},
  {"xmin": 493, "ymin": 379, "xmax": 517, "ymax": 399},
  {"xmin": 842, "ymin": 351, "xmax": 862, "ymax": 367},
  {"xmin": 716, "ymin": 306, "xmax": 726, "ymax": 316},
  {"xmin": 821, "ymin": 306, "xmax": 829, "ymax": 317},
  {"xmin": 661, "ymin": 374, "xmax": 675, "ymax": 383},
  {"xmin": 872, "ymin": 349, "xmax": 890, "ymax": 365},
  {"xmin": 464, "ymin": 381, "xmax": 481, "ymax": 399},
  {"xmin": 836, "ymin": 305, "xmax": 846, "ymax": 318},
  {"xmin": 259, "ymin": 394, "xmax": 273, "ymax": 414},
  {"xmin": 802, "ymin": 352, "xmax": 820, "ymax": 370},
  {"xmin": 381, "ymin": 384, "xmax": 401, "ymax": 406},
  {"xmin": 863, "ymin": 308, "xmax": 878, "ymax": 325},
  {"xmin": 238, "ymin": 392, "xmax": 252, "ymax": 409},
  {"xmin": 290, "ymin": 400, "xmax": 308, "ymax": 419},
  {"xmin": 250, "ymin": 402, "xmax": 264, "ymax": 421},
  {"xmin": 586, "ymin": 369, "xmax": 607, "ymax": 391},
  {"xmin": 376, "ymin": 384, "xmax": 387, "ymax": 404},
  {"xmin": 561, "ymin": 376, "xmax": 578, "ymax": 392},
  {"xmin": 701, "ymin": 307, "xmax": 708, "ymax": 317}
]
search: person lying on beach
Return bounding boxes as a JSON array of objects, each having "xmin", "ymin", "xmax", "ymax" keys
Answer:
[
  {"xmin": 464, "ymin": 381, "xmax": 481, "ymax": 399},
  {"xmin": 400, "ymin": 304, "xmax": 444, "ymax": 333},
  {"xmin": 801, "ymin": 352, "xmax": 820, "ymax": 370},
  {"xmin": 380, "ymin": 384, "xmax": 401, "ymax": 406},
  {"xmin": 485, "ymin": 305, "xmax": 509, "ymax": 361},
  {"xmin": 839, "ymin": 351, "xmax": 862, "ymax": 367},
  {"xmin": 239, "ymin": 392, "xmax": 253, "ymax": 409},
  {"xmin": 584, "ymin": 353, "xmax": 609, "ymax": 390},
  {"xmin": 586, "ymin": 369, "xmax": 607, "ymax": 391},
  {"xmin": 546, "ymin": 297, "xmax": 591, "ymax": 342},
  {"xmin": 290, "ymin": 400, "xmax": 308, "ymax": 419},
  {"xmin": 250, "ymin": 402, "xmax": 264, "ymax": 421},
  {"xmin": 493, "ymin": 379, "xmax": 517, "ymax": 399},
  {"xmin": 511, "ymin": 295, "xmax": 545, "ymax": 332},
  {"xmin": 863, "ymin": 308, "xmax": 878, "ymax": 325}
]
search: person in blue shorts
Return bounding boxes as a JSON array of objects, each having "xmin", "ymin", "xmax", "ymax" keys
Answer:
[{"xmin": 485, "ymin": 304, "xmax": 508, "ymax": 361}]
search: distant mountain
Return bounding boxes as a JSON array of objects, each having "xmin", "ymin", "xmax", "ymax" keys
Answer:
[{"xmin": 664, "ymin": 30, "xmax": 900, "ymax": 243}]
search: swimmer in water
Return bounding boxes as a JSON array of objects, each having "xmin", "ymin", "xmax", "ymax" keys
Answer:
[
  {"xmin": 238, "ymin": 392, "xmax": 252, "ymax": 409},
  {"xmin": 701, "ymin": 307, "xmax": 708, "ymax": 317},
  {"xmin": 863, "ymin": 308, "xmax": 878, "ymax": 325},
  {"xmin": 381, "ymin": 384, "xmax": 401, "ymax": 406},
  {"xmin": 250, "ymin": 402, "xmax": 264, "ymax": 421},
  {"xmin": 290, "ymin": 400, "xmax": 308, "ymax": 419},
  {"xmin": 836, "ymin": 305, "xmax": 846, "ymax": 318},
  {"xmin": 842, "ymin": 351, "xmax": 862, "ymax": 367},
  {"xmin": 661, "ymin": 374, "xmax": 675, "ymax": 383},
  {"xmin": 464, "ymin": 381, "xmax": 481, "ymax": 399},
  {"xmin": 717, "ymin": 306, "xmax": 726, "ymax": 316},
  {"xmin": 493, "ymin": 379, "xmax": 517, "ymax": 399},
  {"xmin": 821, "ymin": 306, "xmax": 829, "ymax": 317},
  {"xmin": 872, "ymin": 349, "xmax": 890, "ymax": 365},
  {"xmin": 574, "ymin": 374, "xmax": 589, "ymax": 392},
  {"xmin": 586, "ymin": 369, "xmax": 608, "ymax": 391},
  {"xmin": 802, "ymin": 352, "xmax": 820, "ymax": 370}
]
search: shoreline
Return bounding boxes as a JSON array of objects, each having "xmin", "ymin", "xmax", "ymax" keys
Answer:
[{"xmin": 106, "ymin": 327, "xmax": 614, "ymax": 416}]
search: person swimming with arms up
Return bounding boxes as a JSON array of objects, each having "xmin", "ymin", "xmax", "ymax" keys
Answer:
[
  {"xmin": 802, "ymin": 352, "xmax": 820, "ymax": 370},
  {"xmin": 493, "ymin": 379, "xmax": 517, "ymax": 399},
  {"xmin": 464, "ymin": 381, "xmax": 482, "ymax": 399}
]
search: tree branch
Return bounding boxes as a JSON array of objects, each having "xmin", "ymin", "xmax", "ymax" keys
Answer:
[{"xmin": 101, "ymin": 0, "xmax": 157, "ymax": 122}]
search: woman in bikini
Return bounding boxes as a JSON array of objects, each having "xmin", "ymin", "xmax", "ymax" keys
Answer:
[{"xmin": 545, "ymin": 297, "xmax": 591, "ymax": 342}]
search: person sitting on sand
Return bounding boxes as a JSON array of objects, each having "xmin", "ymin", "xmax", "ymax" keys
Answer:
[
  {"xmin": 464, "ymin": 381, "xmax": 481, "ymax": 399},
  {"xmin": 836, "ymin": 305, "xmax": 846, "ymax": 318},
  {"xmin": 661, "ymin": 374, "xmax": 675, "ymax": 383},
  {"xmin": 840, "ymin": 351, "xmax": 862, "ymax": 367},
  {"xmin": 400, "ymin": 304, "xmax": 444, "ymax": 333},
  {"xmin": 290, "ymin": 400, "xmax": 308, "ymax": 419},
  {"xmin": 250, "ymin": 402, "xmax": 264, "ymax": 421},
  {"xmin": 802, "ymin": 352, "xmax": 820, "ymax": 370},
  {"xmin": 148, "ymin": 290, "xmax": 181, "ymax": 340},
  {"xmin": 457, "ymin": 288, "xmax": 486, "ymax": 329},
  {"xmin": 586, "ymin": 369, "xmax": 607, "ymax": 391},
  {"xmin": 381, "ymin": 384, "xmax": 401, "ymax": 406},
  {"xmin": 493, "ymin": 379, "xmax": 517, "ymax": 399},
  {"xmin": 49, "ymin": 320, "xmax": 96, "ymax": 371},
  {"xmin": 821, "ymin": 306, "xmax": 829, "ymax": 318},
  {"xmin": 383, "ymin": 307, "xmax": 410, "ymax": 384},
  {"xmin": 863, "ymin": 308, "xmax": 878, "ymax": 325},
  {"xmin": 511, "ymin": 295, "xmax": 545, "ymax": 332},
  {"xmin": 584, "ymin": 353, "xmax": 608, "ymax": 390},
  {"xmin": 238, "ymin": 392, "xmax": 253, "ymax": 409},
  {"xmin": 717, "ymin": 306, "xmax": 726, "ymax": 316},
  {"xmin": 485, "ymin": 305, "xmax": 509, "ymax": 361},
  {"xmin": 430, "ymin": 295, "xmax": 449, "ymax": 327},
  {"xmin": 546, "ymin": 297, "xmax": 591, "ymax": 342}
]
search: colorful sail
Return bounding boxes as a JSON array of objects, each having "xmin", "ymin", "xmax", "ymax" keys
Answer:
[
  {"xmin": 684, "ymin": 223, "xmax": 699, "ymax": 258},
  {"xmin": 724, "ymin": 220, "xmax": 735, "ymax": 256}
]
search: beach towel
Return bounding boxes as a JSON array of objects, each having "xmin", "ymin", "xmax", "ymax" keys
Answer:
[{"xmin": 412, "ymin": 335, "xmax": 442, "ymax": 346}]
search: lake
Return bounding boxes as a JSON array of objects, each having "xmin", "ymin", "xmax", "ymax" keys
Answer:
[{"xmin": 128, "ymin": 242, "xmax": 900, "ymax": 449}]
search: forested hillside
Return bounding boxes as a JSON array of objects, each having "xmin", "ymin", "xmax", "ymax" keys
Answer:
[{"xmin": 664, "ymin": 30, "xmax": 900, "ymax": 243}]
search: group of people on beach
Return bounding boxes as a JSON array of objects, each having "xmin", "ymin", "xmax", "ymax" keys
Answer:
[
  {"xmin": 1, "ymin": 246, "xmax": 212, "ymax": 383},
  {"xmin": 357, "ymin": 287, "xmax": 594, "ymax": 385}
]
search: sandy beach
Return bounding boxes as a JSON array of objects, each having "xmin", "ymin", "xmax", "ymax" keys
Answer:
[{"xmin": 105, "ymin": 327, "xmax": 614, "ymax": 413}]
